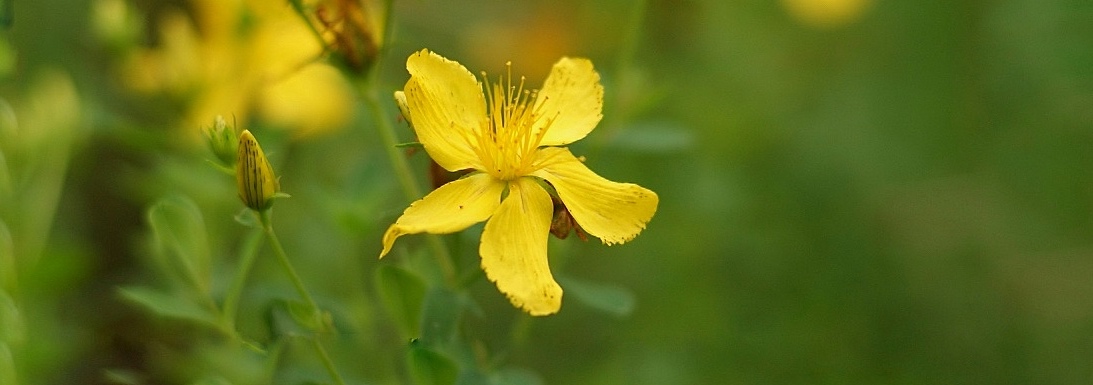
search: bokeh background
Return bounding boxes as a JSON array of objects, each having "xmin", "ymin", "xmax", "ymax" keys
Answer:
[{"xmin": 2, "ymin": 0, "xmax": 1093, "ymax": 384}]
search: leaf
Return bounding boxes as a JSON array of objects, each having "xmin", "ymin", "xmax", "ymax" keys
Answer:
[
  {"xmin": 0, "ymin": 343, "xmax": 15, "ymax": 385},
  {"xmin": 233, "ymin": 208, "xmax": 260, "ymax": 228},
  {"xmin": 103, "ymin": 369, "xmax": 143, "ymax": 385},
  {"xmin": 0, "ymin": 290, "xmax": 22, "ymax": 344},
  {"xmin": 147, "ymin": 195, "xmax": 212, "ymax": 293},
  {"xmin": 489, "ymin": 367, "xmax": 543, "ymax": 385},
  {"xmin": 118, "ymin": 286, "xmax": 219, "ymax": 328},
  {"xmin": 605, "ymin": 121, "xmax": 694, "ymax": 154},
  {"xmin": 190, "ymin": 376, "xmax": 233, "ymax": 385},
  {"xmin": 265, "ymin": 298, "xmax": 327, "ymax": 337},
  {"xmin": 408, "ymin": 343, "xmax": 458, "ymax": 385},
  {"xmin": 0, "ymin": 219, "xmax": 13, "ymax": 291},
  {"xmin": 376, "ymin": 264, "xmax": 427, "ymax": 338},
  {"xmin": 557, "ymin": 276, "xmax": 636, "ymax": 317},
  {"xmin": 419, "ymin": 288, "xmax": 462, "ymax": 346}
]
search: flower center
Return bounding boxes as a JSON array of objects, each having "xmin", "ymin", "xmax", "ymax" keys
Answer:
[{"xmin": 470, "ymin": 63, "xmax": 552, "ymax": 181}]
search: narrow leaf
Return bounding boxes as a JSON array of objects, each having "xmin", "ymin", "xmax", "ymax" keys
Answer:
[
  {"xmin": 0, "ymin": 343, "xmax": 16, "ymax": 385},
  {"xmin": 147, "ymin": 195, "xmax": 212, "ymax": 293},
  {"xmin": 557, "ymin": 276, "xmax": 636, "ymax": 317},
  {"xmin": 489, "ymin": 367, "xmax": 543, "ymax": 385},
  {"xmin": 419, "ymin": 288, "xmax": 461, "ymax": 346},
  {"xmin": 408, "ymin": 343, "xmax": 458, "ymax": 385},
  {"xmin": 605, "ymin": 121, "xmax": 694, "ymax": 154},
  {"xmin": 118, "ymin": 286, "xmax": 219, "ymax": 328},
  {"xmin": 376, "ymin": 264, "xmax": 427, "ymax": 338},
  {"xmin": 0, "ymin": 290, "xmax": 22, "ymax": 344}
]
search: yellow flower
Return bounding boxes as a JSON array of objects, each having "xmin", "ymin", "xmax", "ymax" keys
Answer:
[
  {"xmin": 120, "ymin": 0, "xmax": 354, "ymax": 138},
  {"xmin": 380, "ymin": 50, "xmax": 658, "ymax": 316},
  {"xmin": 781, "ymin": 0, "xmax": 872, "ymax": 28}
]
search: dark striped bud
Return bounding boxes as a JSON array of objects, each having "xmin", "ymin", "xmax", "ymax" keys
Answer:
[{"xmin": 236, "ymin": 130, "xmax": 278, "ymax": 211}]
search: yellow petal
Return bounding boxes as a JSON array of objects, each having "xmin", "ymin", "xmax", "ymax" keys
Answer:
[
  {"xmin": 258, "ymin": 63, "xmax": 353, "ymax": 138},
  {"xmin": 532, "ymin": 148, "xmax": 657, "ymax": 245},
  {"xmin": 380, "ymin": 173, "xmax": 504, "ymax": 258},
  {"xmin": 480, "ymin": 177, "xmax": 562, "ymax": 315},
  {"xmin": 403, "ymin": 49, "xmax": 485, "ymax": 171},
  {"xmin": 533, "ymin": 57, "xmax": 604, "ymax": 146}
]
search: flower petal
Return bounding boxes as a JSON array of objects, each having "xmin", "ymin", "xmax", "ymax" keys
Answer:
[
  {"xmin": 403, "ymin": 49, "xmax": 485, "ymax": 171},
  {"xmin": 480, "ymin": 177, "xmax": 562, "ymax": 315},
  {"xmin": 533, "ymin": 57, "xmax": 604, "ymax": 146},
  {"xmin": 380, "ymin": 173, "xmax": 504, "ymax": 258},
  {"xmin": 532, "ymin": 148, "xmax": 658, "ymax": 245}
]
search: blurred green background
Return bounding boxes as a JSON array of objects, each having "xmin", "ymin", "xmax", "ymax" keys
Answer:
[{"xmin": 2, "ymin": 0, "xmax": 1093, "ymax": 384}]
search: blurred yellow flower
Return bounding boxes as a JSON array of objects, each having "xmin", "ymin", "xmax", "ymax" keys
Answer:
[
  {"xmin": 121, "ymin": 0, "xmax": 353, "ymax": 138},
  {"xmin": 380, "ymin": 50, "xmax": 658, "ymax": 316},
  {"xmin": 782, "ymin": 0, "xmax": 872, "ymax": 28}
]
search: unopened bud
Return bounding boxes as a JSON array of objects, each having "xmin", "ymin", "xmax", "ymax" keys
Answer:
[
  {"xmin": 549, "ymin": 195, "xmax": 588, "ymax": 241},
  {"xmin": 315, "ymin": 0, "xmax": 385, "ymax": 74},
  {"xmin": 203, "ymin": 116, "xmax": 237, "ymax": 166},
  {"xmin": 236, "ymin": 130, "xmax": 279, "ymax": 211}
]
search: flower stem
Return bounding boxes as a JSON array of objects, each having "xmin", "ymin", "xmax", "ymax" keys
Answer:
[
  {"xmin": 258, "ymin": 210, "xmax": 321, "ymax": 321},
  {"xmin": 311, "ymin": 338, "xmax": 347, "ymax": 385},
  {"xmin": 361, "ymin": 87, "xmax": 457, "ymax": 286},
  {"xmin": 257, "ymin": 210, "xmax": 346, "ymax": 385},
  {"xmin": 220, "ymin": 225, "xmax": 264, "ymax": 332}
]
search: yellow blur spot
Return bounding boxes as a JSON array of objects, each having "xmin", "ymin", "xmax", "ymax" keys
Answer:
[{"xmin": 782, "ymin": 0, "xmax": 872, "ymax": 28}]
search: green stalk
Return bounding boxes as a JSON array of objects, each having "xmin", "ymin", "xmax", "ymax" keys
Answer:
[
  {"xmin": 258, "ymin": 211, "xmax": 321, "ymax": 321},
  {"xmin": 312, "ymin": 338, "xmax": 347, "ymax": 385},
  {"xmin": 257, "ymin": 210, "xmax": 346, "ymax": 385},
  {"xmin": 361, "ymin": 88, "xmax": 457, "ymax": 286}
]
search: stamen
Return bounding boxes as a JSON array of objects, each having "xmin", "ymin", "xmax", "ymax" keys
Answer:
[{"xmin": 470, "ymin": 62, "xmax": 558, "ymax": 181}]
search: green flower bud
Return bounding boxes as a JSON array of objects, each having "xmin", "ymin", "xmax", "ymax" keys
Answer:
[
  {"xmin": 203, "ymin": 116, "xmax": 237, "ymax": 166},
  {"xmin": 236, "ymin": 130, "xmax": 279, "ymax": 211}
]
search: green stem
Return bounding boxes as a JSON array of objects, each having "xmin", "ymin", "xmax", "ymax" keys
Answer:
[
  {"xmin": 258, "ymin": 210, "xmax": 347, "ymax": 385},
  {"xmin": 287, "ymin": 0, "xmax": 329, "ymax": 52},
  {"xmin": 364, "ymin": 91, "xmax": 424, "ymax": 200},
  {"xmin": 361, "ymin": 88, "xmax": 457, "ymax": 286},
  {"xmin": 220, "ymin": 225, "xmax": 264, "ymax": 332},
  {"xmin": 311, "ymin": 338, "xmax": 347, "ymax": 385},
  {"xmin": 258, "ymin": 211, "xmax": 321, "ymax": 318}
]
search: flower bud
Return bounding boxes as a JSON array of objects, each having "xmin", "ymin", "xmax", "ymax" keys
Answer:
[
  {"xmin": 202, "ymin": 115, "xmax": 237, "ymax": 166},
  {"xmin": 236, "ymin": 130, "xmax": 279, "ymax": 211},
  {"xmin": 315, "ymin": 0, "xmax": 385, "ymax": 74}
]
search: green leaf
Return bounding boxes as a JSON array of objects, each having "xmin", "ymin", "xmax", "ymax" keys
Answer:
[
  {"xmin": 103, "ymin": 369, "xmax": 142, "ymax": 385},
  {"xmin": 419, "ymin": 288, "xmax": 462, "ymax": 346},
  {"xmin": 147, "ymin": 195, "xmax": 212, "ymax": 293},
  {"xmin": 408, "ymin": 343, "xmax": 458, "ymax": 385},
  {"xmin": 233, "ymin": 209, "xmax": 259, "ymax": 228},
  {"xmin": 605, "ymin": 121, "xmax": 694, "ymax": 154},
  {"xmin": 265, "ymin": 299, "xmax": 330, "ymax": 338},
  {"xmin": 395, "ymin": 141, "xmax": 424, "ymax": 149},
  {"xmin": 118, "ymin": 286, "xmax": 219, "ymax": 328},
  {"xmin": 0, "ymin": 218, "xmax": 12, "ymax": 291},
  {"xmin": 376, "ymin": 264, "xmax": 426, "ymax": 338},
  {"xmin": 557, "ymin": 276, "xmax": 636, "ymax": 317},
  {"xmin": 190, "ymin": 376, "xmax": 232, "ymax": 385},
  {"xmin": 489, "ymin": 367, "xmax": 543, "ymax": 385},
  {"xmin": 0, "ymin": 290, "xmax": 22, "ymax": 344},
  {"xmin": 0, "ymin": 343, "xmax": 16, "ymax": 385}
]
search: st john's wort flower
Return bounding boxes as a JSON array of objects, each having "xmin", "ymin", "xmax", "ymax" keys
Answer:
[{"xmin": 379, "ymin": 49, "xmax": 658, "ymax": 316}]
